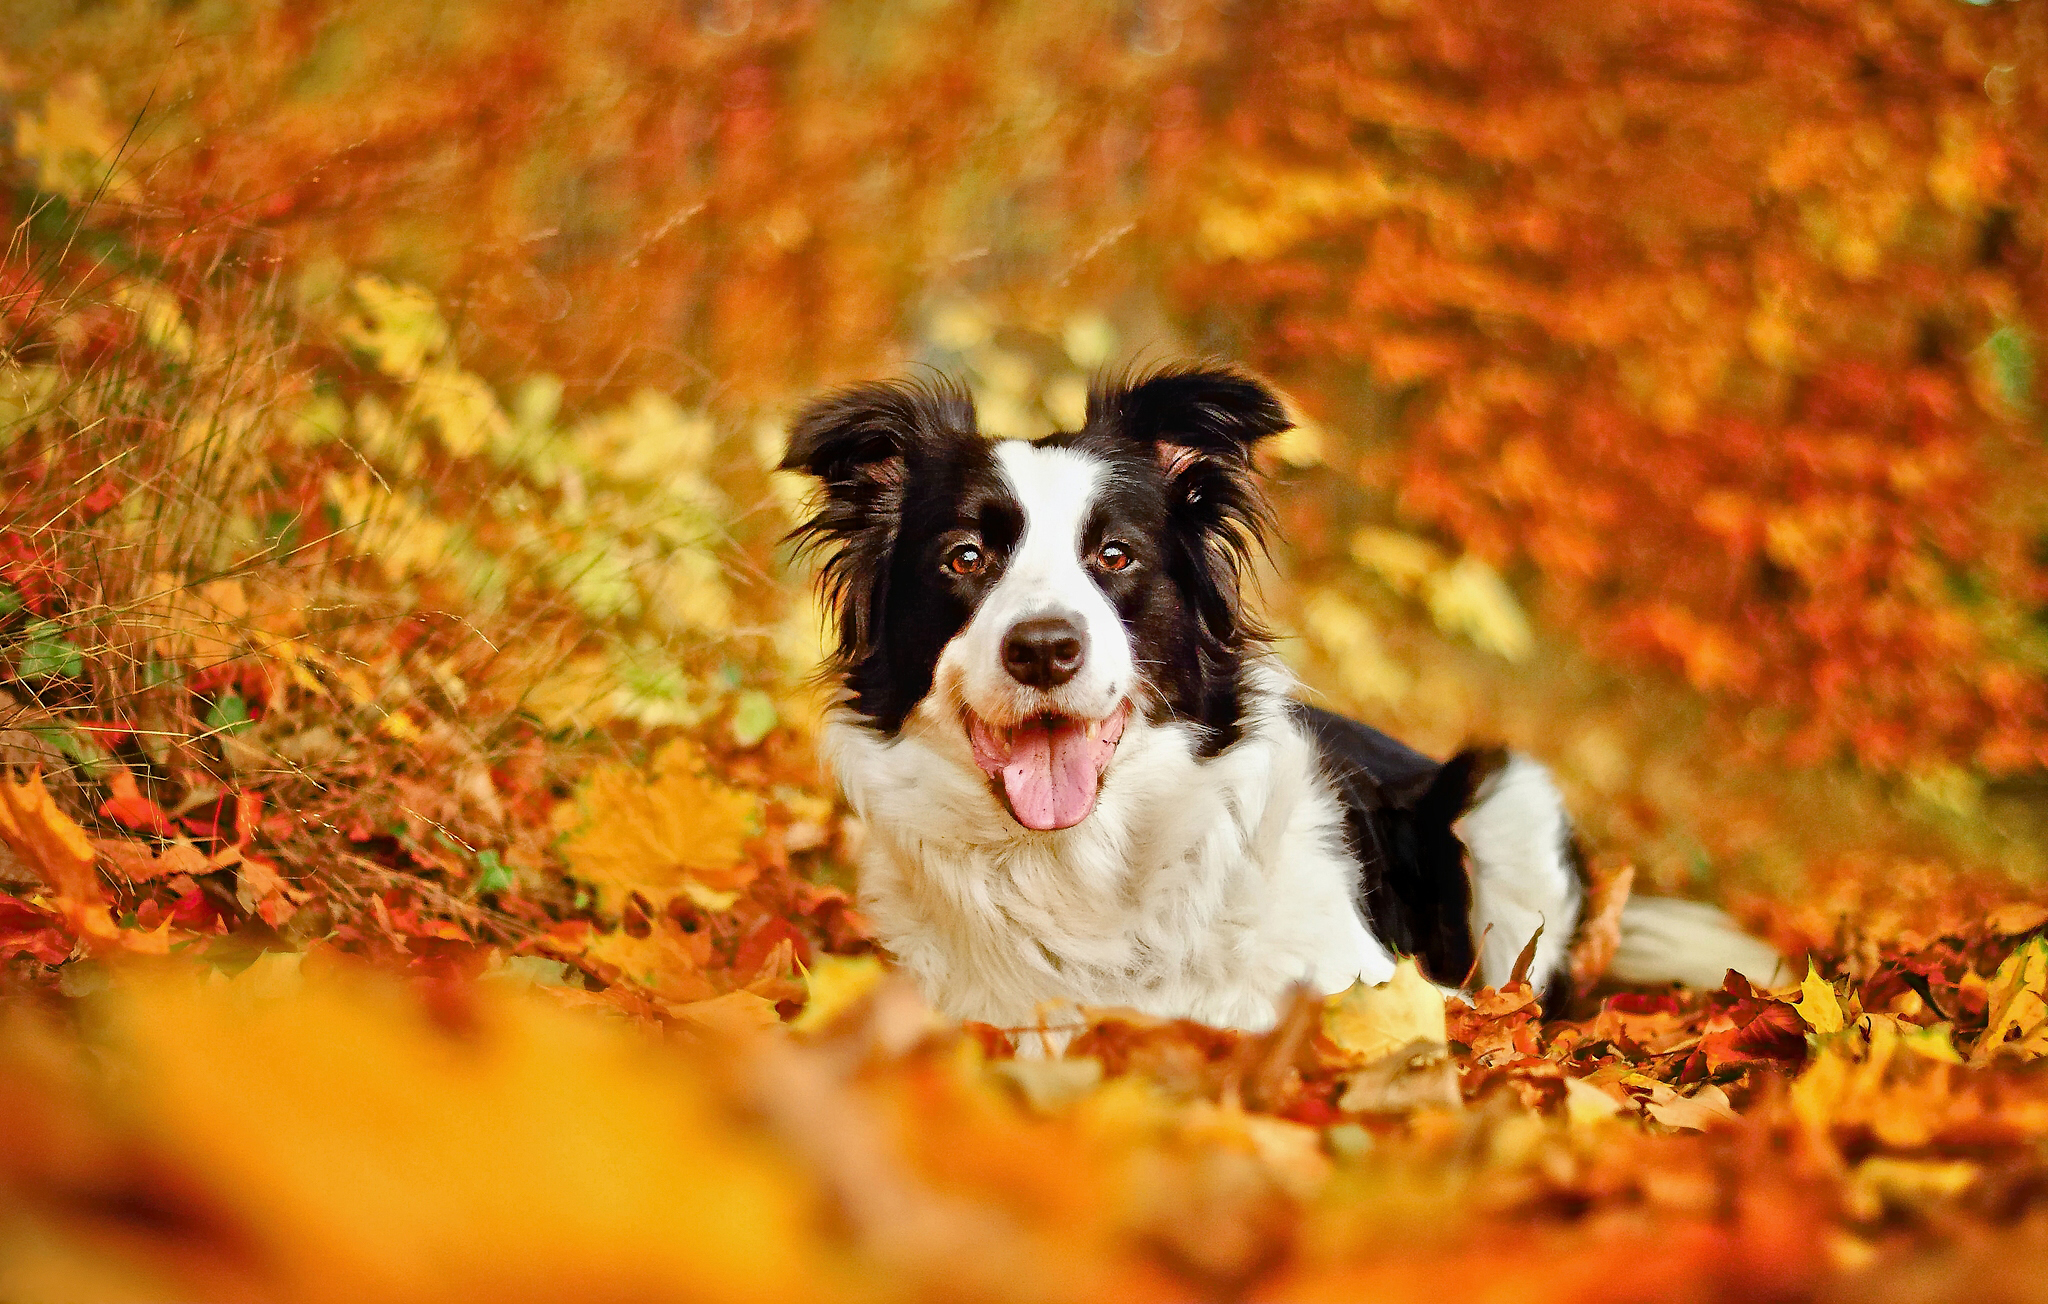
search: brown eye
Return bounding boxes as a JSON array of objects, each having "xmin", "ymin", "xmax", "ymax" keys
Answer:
[
  {"xmin": 1097, "ymin": 542, "xmax": 1133, "ymax": 572},
  {"xmin": 946, "ymin": 543, "xmax": 985, "ymax": 576}
]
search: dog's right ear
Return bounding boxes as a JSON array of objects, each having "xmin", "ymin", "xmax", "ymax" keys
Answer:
[{"xmin": 780, "ymin": 378, "xmax": 977, "ymax": 671}]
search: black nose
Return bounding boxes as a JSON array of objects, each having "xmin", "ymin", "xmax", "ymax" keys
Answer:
[{"xmin": 1002, "ymin": 615, "xmax": 1087, "ymax": 688}]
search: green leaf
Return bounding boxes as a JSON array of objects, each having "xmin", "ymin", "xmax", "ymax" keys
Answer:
[
  {"xmin": 0, "ymin": 584, "xmax": 21, "ymax": 616},
  {"xmin": 474, "ymin": 849, "xmax": 514, "ymax": 894},
  {"xmin": 26, "ymin": 725, "xmax": 110, "ymax": 779},
  {"xmin": 205, "ymin": 692, "xmax": 254, "ymax": 735},
  {"xmin": 729, "ymin": 690, "xmax": 778, "ymax": 748},
  {"xmin": 1984, "ymin": 324, "xmax": 2036, "ymax": 418},
  {"xmin": 14, "ymin": 620, "xmax": 83, "ymax": 678}
]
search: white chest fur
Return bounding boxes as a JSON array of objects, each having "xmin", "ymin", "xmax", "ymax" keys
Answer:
[{"xmin": 823, "ymin": 691, "xmax": 1396, "ymax": 1032}]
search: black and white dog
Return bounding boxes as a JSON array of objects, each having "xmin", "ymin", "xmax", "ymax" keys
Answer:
[{"xmin": 783, "ymin": 363, "xmax": 1783, "ymax": 1033}]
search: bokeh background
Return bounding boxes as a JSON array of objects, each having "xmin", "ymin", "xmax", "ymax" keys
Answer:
[
  {"xmin": 4, "ymin": 0, "xmax": 2048, "ymax": 966},
  {"xmin": 14, "ymin": 0, "xmax": 2044, "ymax": 887},
  {"xmin": 4, "ymin": 3, "xmax": 2048, "ymax": 1299}
]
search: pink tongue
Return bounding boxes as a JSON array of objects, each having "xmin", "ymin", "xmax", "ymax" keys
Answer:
[
  {"xmin": 965, "ymin": 710, "xmax": 1127, "ymax": 831},
  {"xmin": 999, "ymin": 717, "xmax": 1103, "ymax": 831}
]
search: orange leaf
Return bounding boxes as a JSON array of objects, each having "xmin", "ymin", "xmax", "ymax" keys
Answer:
[
  {"xmin": 95, "ymin": 838, "xmax": 210, "ymax": 883},
  {"xmin": 99, "ymin": 769, "xmax": 173, "ymax": 836},
  {"xmin": 0, "ymin": 769, "xmax": 115, "ymax": 941}
]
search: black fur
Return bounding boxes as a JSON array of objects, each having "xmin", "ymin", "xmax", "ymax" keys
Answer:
[
  {"xmin": 1071, "ymin": 364, "xmax": 1288, "ymax": 753},
  {"xmin": 1291, "ymin": 704, "xmax": 1491, "ymax": 988},
  {"xmin": 783, "ymin": 362, "xmax": 1287, "ymax": 751},
  {"xmin": 782, "ymin": 377, "xmax": 995, "ymax": 729}
]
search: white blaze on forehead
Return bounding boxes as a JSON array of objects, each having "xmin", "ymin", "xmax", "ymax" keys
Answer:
[
  {"xmin": 940, "ymin": 440, "xmax": 1133, "ymax": 726},
  {"xmin": 992, "ymin": 441, "xmax": 1106, "ymax": 590}
]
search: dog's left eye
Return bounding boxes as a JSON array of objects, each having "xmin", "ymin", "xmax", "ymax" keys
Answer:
[
  {"xmin": 1096, "ymin": 542, "xmax": 1133, "ymax": 572},
  {"xmin": 945, "ymin": 542, "xmax": 985, "ymax": 576}
]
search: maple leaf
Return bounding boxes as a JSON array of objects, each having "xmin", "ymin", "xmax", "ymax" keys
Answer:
[
  {"xmin": 1973, "ymin": 937, "xmax": 2048, "ymax": 1064},
  {"xmin": 1699, "ymin": 996, "xmax": 1808, "ymax": 1072},
  {"xmin": 0, "ymin": 769, "xmax": 115, "ymax": 944},
  {"xmin": 553, "ymin": 742, "xmax": 761, "ymax": 915},
  {"xmin": 94, "ymin": 838, "xmax": 209, "ymax": 883},
  {"xmin": 1640, "ymin": 1082, "xmax": 1740, "ymax": 1131},
  {"xmin": 1793, "ymin": 965, "xmax": 1848, "ymax": 1036},
  {"xmin": 1446, "ymin": 983, "xmax": 1544, "ymax": 1067},
  {"xmin": 0, "ymin": 963, "xmax": 833, "ymax": 1303},
  {"xmin": 1322, "ymin": 959, "xmax": 1447, "ymax": 1063},
  {"xmin": 0, "ymin": 893, "xmax": 73, "ymax": 965},
  {"xmin": 98, "ymin": 769, "xmax": 172, "ymax": 836},
  {"xmin": 793, "ymin": 953, "xmax": 886, "ymax": 1033}
]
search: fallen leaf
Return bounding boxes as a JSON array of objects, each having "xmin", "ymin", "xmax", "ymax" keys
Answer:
[
  {"xmin": 94, "ymin": 838, "xmax": 209, "ymax": 882},
  {"xmin": 554, "ymin": 742, "xmax": 761, "ymax": 914},
  {"xmin": 794, "ymin": 953, "xmax": 886, "ymax": 1033},
  {"xmin": 1794, "ymin": 964, "xmax": 1847, "ymax": 1036},
  {"xmin": 1322, "ymin": 959, "xmax": 1448, "ymax": 1063},
  {"xmin": 1335, "ymin": 1043, "xmax": 1461, "ymax": 1114},
  {"xmin": 1641, "ymin": 1083, "xmax": 1739, "ymax": 1131},
  {"xmin": 1845, "ymin": 1157, "xmax": 1979, "ymax": 1221},
  {"xmin": 0, "ymin": 962, "xmax": 836, "ymax": 1304},
  {"xmin": 1562, "ymin": 1075, "xmax": 1625, "ymax": 1126},
  {"xmin": 1973, "ymin": 937, "xmax": 2048, "ymax": 1064},
  {"xmin": 1987, "ymin": 903, "xmax": 2048, "ymax": 936},
  {"xmin": 1568, "ymin": 862, "xmax": 1633, "ymax": 991},
  {"xmin": 98, "ymin": 769, "xmax": 172, "ymax": 835},
  {"xmin": 0, "ymin": 893, "xmax": 72, "ymax": 965},
  {"xmin": 0, "ymin": 769, "xmax": 116, "ymax": 942}
]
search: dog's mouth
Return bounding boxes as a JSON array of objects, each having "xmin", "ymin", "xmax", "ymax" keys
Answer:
[{"xmin": 964, "ymin": 702, "xmax": 1131, "ymax": 832}]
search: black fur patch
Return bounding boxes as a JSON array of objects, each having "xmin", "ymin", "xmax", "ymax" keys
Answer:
[
  {"xmin": 1290, "ymin": 703, "xmax": 1494, "ymax": 988},
  {"xmin": 783, "ymin": 362, "xmax": 1289, "ymax": 752},
  {"xmin": 781, "ymin": 377, "xmax": 1004, "ymax": 730}
]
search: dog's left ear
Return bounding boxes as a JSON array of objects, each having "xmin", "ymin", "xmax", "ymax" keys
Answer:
[
  {"xmin": 1092, "ymin": 363, "xmax": 1292, "ymax": 478},
  {"xmin": 1093, "ymin": 363, "xmax": 1288, "ymax": 656}
]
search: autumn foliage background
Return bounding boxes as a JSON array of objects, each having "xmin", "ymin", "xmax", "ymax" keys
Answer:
[{"xmin": 3, "ymin": 1, "xmax": 2048, "ymax": 1301}]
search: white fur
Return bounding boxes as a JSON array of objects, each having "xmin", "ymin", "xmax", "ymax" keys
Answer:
[
  {"xmin": 826, "ymin": 660, "xmax": 1396, "ymax": 1033},
  {"xmin": 1458, "ymin": 756, "xmax": 1582, "ymax": 990},
  {"xmin": 941, "ymin": 442, "xmax": 1133, "ymax": 728}
]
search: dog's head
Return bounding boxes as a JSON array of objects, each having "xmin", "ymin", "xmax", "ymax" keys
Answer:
[{"xmin": 782, "ymin": 363, "xmax": 1288, "ymax": 831}]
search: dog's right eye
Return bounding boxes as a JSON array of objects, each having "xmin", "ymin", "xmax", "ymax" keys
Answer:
[{"xmin": 944, "ymin": 543, "xmax": 985, "ymax": 576}]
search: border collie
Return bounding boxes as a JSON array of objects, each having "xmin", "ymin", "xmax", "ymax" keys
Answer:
[{"xmin": 783, "ymin": 363, "xmax": 1785, "ymax": 1034}]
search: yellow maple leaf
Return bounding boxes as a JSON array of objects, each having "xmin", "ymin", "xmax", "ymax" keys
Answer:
[
  {"xmin": 112, "ymin": 282, "xmax": 194, "ymax": 360},
  {"xmin": 792, "ymin": 954, "xmax": 885, "ymax": 1033},
  {"xmin": 1348, "ymin": 527, "xmax": 1445, "ymax": 598},
  {"xmin": 411, "ymin": 363, "xmax": 510, "ymax": 459},
  {"xmin": 1974, "ymin": 937, "xmax": 2048, "ymax": 1065},
  {"xmin": 1793, "ymin": 964, "xmax": 1846, "ymax": 1035},
  {"xmin": 582, "ymin": 923, "xmax": 718, "ymax": 1006},
  {"xmin": 12, "ymin": 74, "xmax": 137, "ymax": 202},
  {"xmin": 1424, "ymin": 555, "xmax": 1534, "ymax": 662},
  {"xmin": 1299, "ymin": 589, "xmax": 1413, "ymax": 706},
  {"xmin": 1322, "ymin": 959, "xmax": 1447, "ymax": 1064},
  {"xmin": 0, "ymin": 769, "xmax": 116, "ymax": 943},
  {"xmin": 554, "ymin": 742, "xmax": 760, "ymax": 914}
]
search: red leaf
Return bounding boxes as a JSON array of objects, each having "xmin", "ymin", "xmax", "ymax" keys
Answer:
[
  {"xmin": 0, "ymin": 893, "xmax": 72, "ymax": 966},
  {"xmin": 1701, "ymin": 1000, "xmax": 1808, "ymax": 1071},
  {"xmin": 99, "ymin": 770, "xmax": 174, "ymax": 836}
]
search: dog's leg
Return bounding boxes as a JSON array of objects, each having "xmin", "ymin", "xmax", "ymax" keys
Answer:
[{"xmin": 1455, "ymin": 755, "xmax": 1583, "ymax": 997}]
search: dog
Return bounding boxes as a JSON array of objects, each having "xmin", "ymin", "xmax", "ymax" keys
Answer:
[{"xmin": 782, "ymin": 362, "xmax": 1785, "ymax": 1034}]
